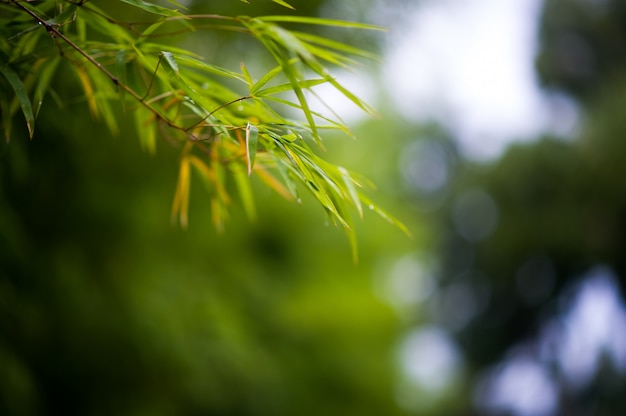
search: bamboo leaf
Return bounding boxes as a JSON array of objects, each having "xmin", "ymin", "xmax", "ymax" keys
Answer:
[
  {"xmin": 75, "ymin": 67, "xmax": 100, "ymax": 119},
  {"xmin": 258, "ymin": 16, "xmax": 386, "ymax": 31},
  {"xmin": 1, "ymin": 96, "xmax": 13, "ymax": 142},
  {"xmin": 338, "ymin": 167, "xmax": 363, "ymax": 218},
  {"xmin": 240, "ymin": 62, "xmax": 254, "ymax": 89},
  {"xmin": 271, "ymin": 0, "xmax": 296, "ymax": 10},
  {"xmin": 80, "ymin": 4, "xmax": 135, "ymax": 43},
  {"xmin": 0, "ymin": 63, "xmax": 34, "ymax": 138},
  {"xmin": 254, "ymin": 166, "xmax": 294, "ymax": 200},
  {"xmin": 254, "ymin": 78, "xmax": 326, "ymax": 96},
  {"xmin": 161, "ymin": 51, "xmax": 179, "ymax": 74},
  {"xmin": 134, "ymin": 107, "xmax": 156, "ymax": 154},
  {"xmin": 116, "ymin": 49, "xmax": 128, "ymax": 107},
  {"xmin": 188, "ymin": 155, "xmax": 230, "ymax": 204},
  {"xmin": 328, "ymin": 191, "xmax": 358, "ymax": 263},
  {"xmin": 119, "ymin": 0, "xmax": 184, "ymax": 17},
  {"xmin": 272, "ymin": 152, "xmax": 299, "ymax": 199},
  {"xmin": 210, "ymin": 149, "xmax": 229, "ymax": 232},
  {"xmin": 359, "ymin": 193, "xmax": 411, "ymax": 237},
  {"xmin": 33, "ymin": 56, "xmax": 60, "ymax": 117},
  {"xmin": 232, "ymin": 163, "xmax": 256, "ymax": 221},
  {"xmin": 174, "ymin": 54, "xmax": 246, "ymax": 82},
  {"xmin": 166, "ymin": 0, "xmax": 188, "ymax": 9},
  {"xmin": 171, "ymin": 155, "xmax": 191, "ymax": 228},
  {"xmin": 293, "ymin": 31, "xmax": 380, "ymax": 62},
  {"xmin": 250, "ymin": 63, "xmax": 284, "ymax": 95},
  {"xmin": 246, "ymin": 122, "xmax": 259, "ymax": 175}
]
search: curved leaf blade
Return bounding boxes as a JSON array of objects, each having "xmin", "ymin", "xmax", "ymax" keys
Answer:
[
  {"xmin": 0, "ymin": 63, "xmax": 34, "ymax": 138},
  {"xmin": 246, "ymin": 122, "xmax": 259, "ymax": 175}
]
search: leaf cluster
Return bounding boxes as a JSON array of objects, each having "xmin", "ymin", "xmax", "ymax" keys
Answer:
[{"xmin": 0, "ymin": 0, "xmax": 407, "ymax": 259}]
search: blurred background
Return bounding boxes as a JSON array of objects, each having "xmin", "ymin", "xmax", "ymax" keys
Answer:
[{"xmin": 2, "ymin": 0, "xmax": 626, "ymax": 414}]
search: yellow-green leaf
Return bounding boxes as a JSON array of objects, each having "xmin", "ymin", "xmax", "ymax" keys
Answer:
[
  {"xmin": 246, "ymin": 122, "xmax": 259, "ymax": 175},
  {"xmin": 120, "ymin": 0, "xmax": 183, "ymax": 17},
  {"xmin": 171, "ymin": 156, "xmax": 191, "ymax": 227},
  {"xmin": 0, "ymin": 63, "xmax": 34, "ymax": 138},
  {"xmin": 232, "ymin": 163, "xmax": 256, "ymax": 221}
]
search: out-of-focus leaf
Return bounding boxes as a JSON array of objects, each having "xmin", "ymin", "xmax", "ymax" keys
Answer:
[
  {"xmin": 44, "ymin": 4, "xmax": 78, "ymax": 26},
  {"xmin": 134, "ymin": 106, "xmax": 156, "ymax": 154},
  {"xmin": 232, "ymin": 163, "xmax": 256, "ymax": 221},
  {"xmin": 0, "ymin": 63, "xmax": 34, "ymax": 139},
  {"xmin": 272, "ymin": 152, "xmax": 299, "ymax": 199},
  {"xmin": 119, "ymin": 0, "xmax": 184, "ymax": 17},
  {"xmin": 87, "ymin": 69, "xmax": 120, "ymax": 135},
  {"xmin": 254, "ymin": 166, "xmax": 294, "ymax": 200},
  {"xmin": 80, "ymin": 4, "xmax": 134, "ymax": 43},
  {"xmin": 328, "ymin": 191, "xmax": 358, "ymax": 263},
  {"xmin": 246, "ymin": 122, "xmax": 259, "ymax": 175},
  {"xmin": 240, "ymin": 63, "xmax": 254, "ymax": 89},
  {"xmin": 359, "ymin": 193, "xmax": 411, "ymax": 237},
  {"xmin": 250, "ymin": 62, "xmax": 287, "ymax": 95},
  {"xmin": 293, "ymin": 31, "xmax": 380, "ymax": 62},
  {"xmin": 171, "ymin": 151, "xmax": 191, "ymax": 227},
  {"xmin": 338, "ymin": 167, "xmax": 363, "ymax": 218},
  {"xmin": 211, "ymin": 150, "xmax": 229, "ymax": 232},
  {"xmin": 0, "ymin": 96, "xmax": 13, "ymax": 142},
  {"xmin": 116, "ymin": 49, "xmax": 128, "ymax": 106},
  {"xmin": 303, "ymin": 56, "xmax": 378, "ymax": 117},
  {"xmin": 76, "ymin": 67, "xmax": 100, "ymax": 119},
  {"xmin": 161, "ymin": 51, "xmax": 179, "ymax": 74},
  {"xmin": 173, "ymin": 54, "xmax": 246, "ymax": 82},
  {"xmin": 188, "ymin": 155, "xmax": 230, "ymax": 204},
  {"xmin": 271, "ymin": 0, "xmax": 295, "ymax": 10},
  {"xmin": 254, "ymin": 78, "xmax": 326, "ymax": 96},
  {"xmin": 258, "ymin": 16, "xmax": 386, "ymax": 31},
  {"xmin": 166, "ymin": 0, "xmax": 188, "ymax": 9},
  {"xmin": 9, "ymin": 29, "xmax": 42, "ymax": 59}
]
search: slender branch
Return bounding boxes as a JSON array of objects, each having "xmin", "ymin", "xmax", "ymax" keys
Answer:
[
  {"xmin": 186, "ymin": 96, "xmax": 253, "ymax": 131},
  {"xmin": 8, "ymin": 0, "xmax": 211, "ymax": 141}
]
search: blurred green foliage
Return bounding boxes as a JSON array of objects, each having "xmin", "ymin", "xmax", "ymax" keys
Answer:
[
  {"xmin": 0, "ymin": 1, "xmax": 415, "ymax": 415},
  {"xmin": 0, "ymin": 93, "xmax": 416, "ymax": 415}
]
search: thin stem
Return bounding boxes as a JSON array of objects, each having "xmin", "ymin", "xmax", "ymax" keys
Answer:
[
  {"xmin": 185, "ymin": 95, "xmax": 253, "ymax": 131},
  {"xmin": 10, "ymin": 0, "xmax": 199, "ymax": 140}
]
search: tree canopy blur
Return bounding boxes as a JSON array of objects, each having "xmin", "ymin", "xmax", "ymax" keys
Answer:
[{"xmin": 416, "ymin": 0, "xmax": 626, "ymax": 414}]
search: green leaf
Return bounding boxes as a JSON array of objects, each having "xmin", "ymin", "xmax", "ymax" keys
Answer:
[
  {"xmin": 258, "ymin": 16, "xmax": 386, "ymax": 31},
  {"xmin": 232, "ymin": 163, "xmax": 256, "ymax": 221},
  {"xmin": 44, "ymin": 4, "xmax": 78, "ymax": 26},
  {"xmin": 246, "ymin": 122, "xmax": 259, "ymax": 175},
  {"xmin": 359, "ymin": 193, "xmax": 411, "ymax": 237},
  {"xmin": 250, "ymin": 64, "xmax": 284, "ymax": 95},
  {"xmin": 240, "ymin": 62, "xmax": 254, "ymax": 90},
  {"xmin": 171, "ymin": 147, "xmax": 192, "ymax": 228},
  {"xmin": 161, "ymin": 51, "xmax": 179, "ymax": 74},
  {"xmin": 255, "ymin": 78, "xmax": 326, "ymax": 96},
  {"xmin": 166, "ymin": 0, "xmax": 188, "ymax": 9},
  {"xmin": 134, "ymin": 107, "xmax": 156, "ymax": 154},
  {"xmin": 273, "ymin": 155, "xmax": 299, "ymax": 199},
  {"xmin": 0, "ymin": 96, "xmax": 13, "ymax": 143},
  {"xmin": 338, "ymin": 167, "xmax": 363, "ymax": 218},
  {"xmin": 116, "ymin": 49, "xmax": 128, "ymax": 107},
  {"xmin": 119, "ymin": 0, "xmax": 183, "ymax": 17},
  {"xmin": 271, "ymin": 0, "xmax": 295, "ymax": 10},
  {"xmin": 293, "ymin": 31, "xmax": 380, "ymax": 62},
  {"xmin": 0, "ymin": 63, "xmax": 34, "ymax": 139},
  {"xmin": 33, "ymin": 56, "xmax": 61, "ymax": 117},
  {"xmin": 80, "ymin": 4, "xmax": 135, "ymax": 43},
  {"xmin": 174, "ymin": 54, "xmax": 246, "ymax": 82}
]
